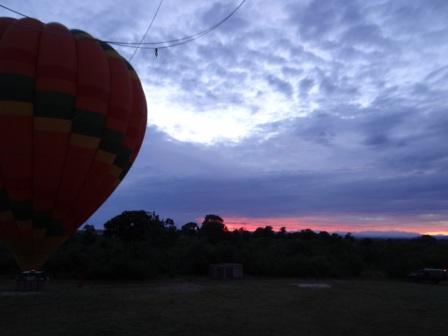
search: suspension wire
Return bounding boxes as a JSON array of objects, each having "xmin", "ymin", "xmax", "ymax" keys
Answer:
[
  {"xmin": 0, "ymin": 1, "xmax": 247, "ymax": 50},
  {"xmin": 105, "ymin": 0, "xmax": 246, "ymax": 47},
  {"xmin": 0, "ymin": 3, "xmax": 30, "ymax": 18},
  {"xmin": 110, "ymin": 26, "xmax": 213, "ymax": 50},
  {"xmin": 129, "ymin": 0, "xmax": 164, "ymax": 61}
]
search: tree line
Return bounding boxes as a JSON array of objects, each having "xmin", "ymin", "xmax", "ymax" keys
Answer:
[{"xmin": 0, "ymin": 210, "xmax": 447, "ymax": 280}]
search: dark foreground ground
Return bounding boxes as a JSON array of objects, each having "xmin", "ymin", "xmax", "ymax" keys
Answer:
[{"xmin": 0, "ymin": 277, "xmax": 447, "ymax": 336}]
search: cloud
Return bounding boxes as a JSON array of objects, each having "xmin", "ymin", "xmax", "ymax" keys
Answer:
[
  {"xmin": 199, "ymin": 1, "xmax": 249, "ymax": 34},
  {"xmin": 266, "ymin": 74, "xmax": 294, "ymax": 98},
  {"xmin": 5, "ymin": 1, "xmax": 448, "ymax": 232},
  {"xmin": 90, "ymin": 101, "xmax": 448, "ymax": 228},
  {"xmin": 299, "ymin": 77, "xmax": 314, "ymax": 94}
]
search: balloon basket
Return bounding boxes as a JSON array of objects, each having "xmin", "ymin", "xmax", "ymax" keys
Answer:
[{"xmin": 15, "ymin": 271, "xmax": 49, "ymax": 292}]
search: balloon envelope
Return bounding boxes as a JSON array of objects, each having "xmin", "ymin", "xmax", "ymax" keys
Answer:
[{"xmin": 0, "ymin": 17, "xmax": 147, "ymax": 270}]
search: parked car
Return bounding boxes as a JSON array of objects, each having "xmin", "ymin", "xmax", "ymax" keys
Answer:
[{"xmin": 408, "ymin": 268, "xmax": 447, "ymax": 284}]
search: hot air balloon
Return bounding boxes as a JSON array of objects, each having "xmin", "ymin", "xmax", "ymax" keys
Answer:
[{"xmin": 0, "ymin": 17, "xmax": 147, "ymax": 271}]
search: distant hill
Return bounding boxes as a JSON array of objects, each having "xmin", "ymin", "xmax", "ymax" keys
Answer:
[{"xmin": 348, "ymin": 231, "xmax": 448, "ymax": 239}]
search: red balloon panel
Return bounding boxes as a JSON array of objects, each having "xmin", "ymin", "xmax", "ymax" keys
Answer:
[{"xmin": 0, "ymin": 18, "xmax": 147, "ymax": 270}]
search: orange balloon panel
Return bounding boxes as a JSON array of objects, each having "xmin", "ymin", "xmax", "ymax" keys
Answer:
[{"xmin": 0, "ymin": 18, "xmax": 147, "ymax": 270}]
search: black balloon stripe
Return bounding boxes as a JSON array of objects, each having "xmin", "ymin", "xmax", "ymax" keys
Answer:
[
  {"xmin": 113, "ymin": 145, "xmax": 132, "ymax": 170},
  {"xmin": 10, "ymin": 199, "xmax": 32, "ymax": 221},
  {"xmin": 0, "ymin": 189, "xmax": 10, "ymax": 212},
  {"xmin": 99, "ymin": 128, "xmax": 124, "ymax": 153},
  {"xmin": 34, "ymin": 91, "xmax": 75, "ymax": 119},
  {"xmin": 71, "ymin": 109, "xmax": 106, "ymax": 137},
  {"xmin": 0, "ymin": 73, "xmax": 34, "ymax": 102}
]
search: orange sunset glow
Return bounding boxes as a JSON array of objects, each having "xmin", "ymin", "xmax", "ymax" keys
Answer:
[{"xmin": 422, "ymin": 231, "xmax": 448, "ymax": 236}]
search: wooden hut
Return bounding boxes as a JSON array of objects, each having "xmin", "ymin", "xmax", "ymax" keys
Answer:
[
  {"xmin": 15, "ymin": 271, "xmax": 49, "ymax": 291},
  {"xmin": 209, "ymin": 263, "xmax": 243, "ymax": 280}
]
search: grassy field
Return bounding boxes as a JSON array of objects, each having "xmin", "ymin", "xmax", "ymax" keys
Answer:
[{"xmin": 0, "ymin": 277, "xmax": 447, "ymax": 336}]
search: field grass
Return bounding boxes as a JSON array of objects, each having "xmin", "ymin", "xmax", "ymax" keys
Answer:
[{"xmin": 0, "ymin": 277, "xmax": 447, "ymax": 336}]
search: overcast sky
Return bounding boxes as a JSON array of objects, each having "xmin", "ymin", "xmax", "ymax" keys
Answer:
[{"xmin": 4, "ymin": 0, "xmax": 448, "ymax": 234}]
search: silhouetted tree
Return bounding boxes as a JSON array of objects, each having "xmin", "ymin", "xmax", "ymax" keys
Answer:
[
  {"xmin": 104, "ymin": 210, "xmax": 166, "ymax": 243},
  {"xmin": 416, "ymin": 234, "xmax": 437, "ymax": 244},
  {"xmin": 254, "ymin": 226, "xmax": 275, "ymax": 238},
  {"xmin": 200, "ymin": 214, "xmax": 228, "ymax": 243},
  {"xmin": 344, "ymin": 233, "xmax": 355, "ymax": 243},
  {"xmin": 80, "ymin": 224, "xmax": 97, "ymax": 245},
  {"xmin": 4, "ymin": 208, "xmax": 446, "ymax": 281},
  {"xmin": 165, "ymin": 218, "xmax": 175, "ymax": 228},
  {"xmin": 277, "ymin": 227, "xmax": 287, "ymax": 237},
  {"xmin": 298, "ymin": 229, "xmax": 318, "ymax": 240},
  {"xmin": 181, "ymin": 222, "xmax": 199, "ymax": 235},
  {"xmin": 318, "ymin": 231, "xmax": 330, "ymax": 240}
]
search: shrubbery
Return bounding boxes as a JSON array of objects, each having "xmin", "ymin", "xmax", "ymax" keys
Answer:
[{"xmin": 1, "ymin": 211, "xmax": 447, "ymax": 280}]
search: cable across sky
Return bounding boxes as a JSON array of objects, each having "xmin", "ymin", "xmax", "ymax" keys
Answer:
[
  {"xmin": 0, "ymin": 1, "xmax": 247, "ymax": 50},
  {"xmin": 129, "ymin": 0, "xmax": 164, "ymax": 61}
]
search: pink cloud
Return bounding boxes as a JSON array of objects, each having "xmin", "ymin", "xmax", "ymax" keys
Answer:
[{"xmin": 218, "ymin": 214, "xmax": 448, "ymax": 235}]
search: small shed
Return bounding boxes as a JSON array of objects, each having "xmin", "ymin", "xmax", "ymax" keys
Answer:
[
  {"xmin": 15, "ymin": 271, "xmax": 49, "ymax": 291},
  {"xmin": 209, "ymin": 263, "xmax": 243, "ymax": 280}
]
